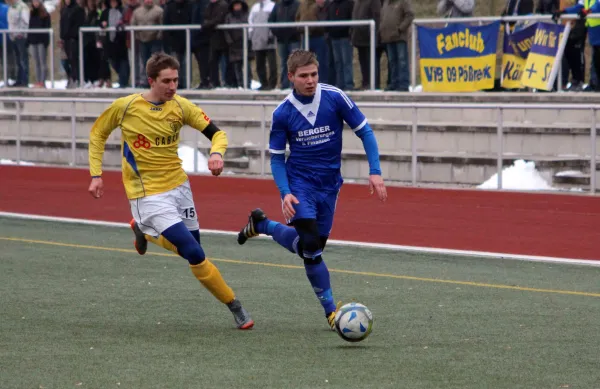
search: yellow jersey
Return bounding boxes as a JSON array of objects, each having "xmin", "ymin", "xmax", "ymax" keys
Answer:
[{"xmin": 88, "ymin": 93, "xmax": 228, "ymax": 199}]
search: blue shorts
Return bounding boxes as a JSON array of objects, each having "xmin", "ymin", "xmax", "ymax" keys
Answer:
[{"xmin": 289, "ymin": 186, "xmax": 340, "ymax": 237}]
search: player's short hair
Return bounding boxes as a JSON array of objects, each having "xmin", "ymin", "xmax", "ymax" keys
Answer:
[
  {"xmin": 146, "ymin": 52, "xmax": 180, "ymax": 80},
  {"xmin": 287, "ymin": 49, "xmax": 319, "ymax": 75}
]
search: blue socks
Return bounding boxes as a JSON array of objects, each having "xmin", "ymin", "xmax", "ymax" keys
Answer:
[
  {"xmin": 304, "ymin": 260, "xmax": 336, "ymax": 315},
  {"xmin": 256, "ymin": 219, "xmax": 278, "ymax": 235},
  {"xmin": 257, "ymin": 219, "xmax": 298, "ymax": 254},
  {"xmin": 272, "ymin": 224, "xmax": 299, "ymax": 254}
]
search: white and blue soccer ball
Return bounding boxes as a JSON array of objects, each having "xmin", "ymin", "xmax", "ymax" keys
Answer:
[{"xmin": 334, "ymin": 302, "xmax": 373, "ymax": 342}]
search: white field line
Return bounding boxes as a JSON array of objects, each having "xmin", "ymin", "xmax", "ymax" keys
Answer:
[{"xmin": 1, "ymin": 211, "xmax": 599, "ymax": 267}]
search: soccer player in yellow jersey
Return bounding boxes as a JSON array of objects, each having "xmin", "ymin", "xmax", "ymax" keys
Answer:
[{"xmin": 87, "ymin": 52, "xmax": 254, "ymax": 330}]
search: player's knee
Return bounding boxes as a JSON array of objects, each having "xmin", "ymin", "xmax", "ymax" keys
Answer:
[
  {"xmin": 178, "ymin": 241, "xmax": 206, "ymax": 265},
  {"xmin": 294, "ymin": 218, "xmax": 322, "ymax": 261},
  {"xmin": 298, "ymin": 234, "xmax": 322, "ymax": 261}
]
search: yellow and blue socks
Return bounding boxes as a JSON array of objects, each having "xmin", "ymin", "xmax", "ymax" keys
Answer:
[
  {"xmin": 161, "ymin": 222, "xmax": 236, "ymax": 304},
  {"xmin": 189, "ymin": 259, "xmax": 235, "ymax": 304},
  {"xmin": 145, "ymin": 234, "xmax": 178, "ymax": 254}
]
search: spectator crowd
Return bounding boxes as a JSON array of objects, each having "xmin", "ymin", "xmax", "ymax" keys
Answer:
[{"xmin": 0, "ymin": 0, "xmax": 597, "ymax": 91}]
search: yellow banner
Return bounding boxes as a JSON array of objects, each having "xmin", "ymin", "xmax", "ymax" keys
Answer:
[
  {"xmin": 521, "ymin": 23, "xmax": 569, "ymax": 91},
  {"xmin": 521, "ymin": 52, "xmax": 555, "ymax": 90},
  {"xmin": 419, "ymin": 55, "xmax": 496, "ymax": 92},
  {"xmin": 417, "ymin": 22, "xmax": 500, "ymax": 92},
  {"xmin": 501, "ymin": 53, "xmax": 526, "ymax": 89}
]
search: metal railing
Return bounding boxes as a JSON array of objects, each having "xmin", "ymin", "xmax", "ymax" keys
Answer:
[
  {"xmin": 80, "ymin": 20, "xmax": 376, "ymax": 90},
  {"xmin": 410, "ymin": 13, "xmax": 600, "ymax": 92},
  {"xmin": 1, "ymin": 28, "xmax": 55, "ymax": 88},
  {"xmin": 0, "ymin": 96, "xmax": 597, "ymax": 193}
]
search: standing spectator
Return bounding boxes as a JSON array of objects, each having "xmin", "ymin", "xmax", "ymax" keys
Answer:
[
  {"xmin": 191, "ymin": 0, "xmax": 212, "ymax": 89},
  {"xmin": 558, "ymin": 0, "xmax": 600, "ymax": 91},
  {"xmin": 224, "ymin": 0, "xmax": 249, "ymax": 88},
  {"xmin": 122, "ymin": 0, "xmax": 144, "ymax": 85},
  {"xmin": 436, "ymin": 0, "xmax": 474, "ymax": 18},
  {"xmin": 559, "ymin": 0, "xmax": 587, "ymax": 90},
  {"xmin": 27, "ymin": 0, "xmax": 50, "ymax": 88},
  {"xmin": 249, "ymin": 0, "xmax": 277, "ymax": 90},
  {"xmin": 7, "ymin": 0, "xmax": 30, "ymax": 87},
  {"xmin": 327, "ymin": 0, "xmax": 354, "ymax": 90},
  {"xmin": 60, "ymin": 0, "xmax": 85, "ymax": 88},
  {"xmin": 163, "ymin": 0, "xmax": 191, "ymax": 88},
  {"xmin": 380, "ymin": 0, "xmax": 413, "ymax": 91},
  {"xmin": 101, "ymin": 0, "xmax": 130, "ymax": 88},
  {"xmin": 502, "ymin": 0, "xmax": 535, "ymax": 31},
  {"xmin": 297, "ymin": 0, "xmax": 329, "ymax": 83},
  {"xmin": 83, "ymin": 0, "xmax": 102, "ymax": 86},
  {"xmin": 0, "ymin": 0, "xmax": 18, "ymax": 85},
  {"xmin": 131, "ymin": 0, "xmax": 163, "ymax": 87},
  {"xmin": 94, "ymin": 0, "xmax": 112, "ymax": 87},
  {"xmin": 203, "ymin": 0, "xmax": 229, "ymax": 87},
  {"xmin": 352, "ymin": 0, "xmax": 380, "ymax": 89},
  {"xmin": 268, "ymin": 0, "xmax": 300, "ymax": 89}
]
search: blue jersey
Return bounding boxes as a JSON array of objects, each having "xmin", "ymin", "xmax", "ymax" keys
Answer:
[{"xmin": 269, "ymin": 83, "xmax": 367, "ymax": 191}]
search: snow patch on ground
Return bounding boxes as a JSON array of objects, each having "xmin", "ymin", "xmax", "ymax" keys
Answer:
[{"xmin": 478, "ymin": 160, "xmax": 554, "ymax": 190}]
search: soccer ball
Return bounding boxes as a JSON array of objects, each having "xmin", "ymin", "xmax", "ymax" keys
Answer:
[{"xmin": 334, "ymin": 302, "xmax": 373, "ymax": 342}]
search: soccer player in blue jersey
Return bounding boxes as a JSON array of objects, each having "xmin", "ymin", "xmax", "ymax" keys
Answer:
[{"xmin": 237, "ymin": 49, "xmax": 387, "ymax": 330}]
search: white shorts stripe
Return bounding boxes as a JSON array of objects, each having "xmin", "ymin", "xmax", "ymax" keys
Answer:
[{"xmin": 269, "ymin": 149, "xmax": 286, "ymax": 154}]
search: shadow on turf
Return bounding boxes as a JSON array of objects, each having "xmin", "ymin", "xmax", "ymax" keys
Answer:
[{"xmin": 333, "ymin": 344, "xmax": 371, "ymax": 349}]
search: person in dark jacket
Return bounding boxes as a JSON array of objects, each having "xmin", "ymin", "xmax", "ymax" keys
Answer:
[
  {"xmin": 224, "ymin": 0, "xmax": 250, "ymax": 87},
  {"xmin": 60, "ymin": 0, "xmax": 86, "ymax": 87},
  {"xmin": 191, "ymin": 0, "xmax": 212, "ymax": 88},
  {"xmin": 100, "ymin": 0, "xmax": 130, "ymax": 88},
  {"xmin": 379, "ymin": 0, "xmax": 413, "ymax": 91},
  {"xmin": 203, "ymin": 0, "xmax": 229, "ymax": 87},
  {"xmin": 502, "ymin": 0, "xmax": 535, "ymax": 29},
  {"xmin": 28, "ymin": 0, "xmax": 50, "ymax": 87},
  {"xmin": 268, "ymin": 0, "xmax": 300, "ymax": 88},
  {"xmin": 351, "ymin": 0, "xmax": 380, "ymax": 89},
  {"xmin": 327, "ymin": 0, "xmax": 354, "ymax": 90},
  {"xmin": 163, "ymin": 0, "xmax": 192, "ymax": 88}
]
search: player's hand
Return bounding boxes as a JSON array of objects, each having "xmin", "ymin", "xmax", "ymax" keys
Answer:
[
  {"xmin": 368, "ymin": 174, "xmax": 387, "ymax": 202},
  {"xmin": 208, "ymin": 153, "xmax": 224, "ymax": 176},
  {"xmin": 88, "ymin": 177, "xmax": 104, "ymax": 199},
  {"xmin": 282, "ymin": 193, "xmax": 299, "ymax": 221}
]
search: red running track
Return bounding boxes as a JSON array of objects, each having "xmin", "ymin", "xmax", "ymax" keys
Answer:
[{"xmin": 1, "ymin": 165, "xmax": 599, "ymax": 261}]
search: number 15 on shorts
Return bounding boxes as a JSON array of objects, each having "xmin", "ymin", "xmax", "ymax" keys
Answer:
[{"xmin": 182, "ymin": 207, "xmax": 196, "ymax": 219}]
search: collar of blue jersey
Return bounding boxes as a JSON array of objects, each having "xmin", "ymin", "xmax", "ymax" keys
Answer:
[{"xmin": 292, "ymin": 88, "xmax": 315, "ymax": 104}]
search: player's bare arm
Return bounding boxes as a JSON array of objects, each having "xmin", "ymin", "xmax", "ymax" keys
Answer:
[{"xmin": 87, "ymin": 99, "xmax": 121, "ymax": 200}]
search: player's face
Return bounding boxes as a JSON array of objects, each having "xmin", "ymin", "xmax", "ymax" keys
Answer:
[
  {"xmin": 289, "ymin": 64, "xmax": 319, "ymax": 96},
  {"xmin": 150, "ymin": 68, "xmax": 178, "ymax": 101}
]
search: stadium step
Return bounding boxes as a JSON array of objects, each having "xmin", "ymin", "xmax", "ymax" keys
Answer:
[{"xmin": 1, "ymin": 111, "xmax": 598, "ymax": 159}]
